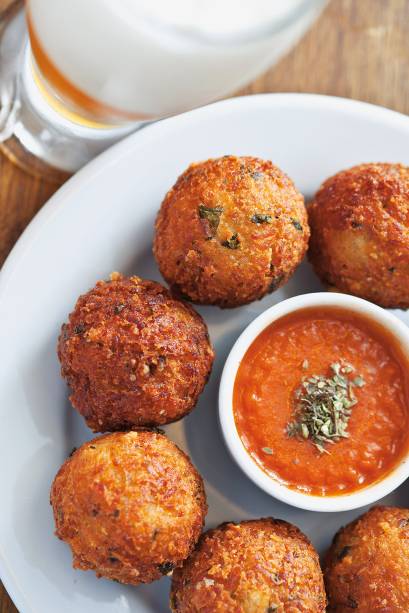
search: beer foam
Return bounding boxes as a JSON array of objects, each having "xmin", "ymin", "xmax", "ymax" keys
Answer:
[{"xmin": 112, "ymin": 0, "xmax": 305, "ymax": 39}]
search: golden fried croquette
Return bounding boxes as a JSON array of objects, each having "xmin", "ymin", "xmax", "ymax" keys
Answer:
[
  {"xmin": 170, "ymin": 518, "xmax": 326, "ymax": 612},
  {"xmin": 154, "ymin": 156, "xmax": 309, "ymax": 308},
  {"xmin": 324, "ymin": 506, "xmax": 409, "ymax": 612},
  {"xmin": 58, "ymin": 273, "xmax": 214, "ymax": 432},
  {"xmin": 308, "ymin": 163, "xmax": 409, "ymax": 308},
  {"xmin": 50, "ymin": 431, "xmax": 207, "ymax": 585}
]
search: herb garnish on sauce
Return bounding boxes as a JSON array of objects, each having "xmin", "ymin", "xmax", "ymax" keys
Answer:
[{"xmin": 286, "ymin": 363, "xmax": 365, "ymax": 454}]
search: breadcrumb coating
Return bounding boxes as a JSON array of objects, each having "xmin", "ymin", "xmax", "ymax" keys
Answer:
[
  {"xmin": 325, "ymin": 506, "xmax": 409, "ymax": 612},
  {"xmin": 309, "ymin": 163, "xmax": 409, "ymax": 308},
  {"xmin": 58, "ymin": 273, "xmax": 214, "ymax": 431},
  {"xmin": 154, "ymin": 156, "xmax": 309, "ymax": 308},
  {"xmin": 51, "ymin": 431, "xmax": 207, "ymax": 585},
  {"xmin": 171, "ymin": 518, "xmax": 326, "ymax": 612}
]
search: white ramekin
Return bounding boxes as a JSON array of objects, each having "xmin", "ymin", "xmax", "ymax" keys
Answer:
[{"xmin": 219, "ymin": 292, "xmax": 409, "ymax": 512}]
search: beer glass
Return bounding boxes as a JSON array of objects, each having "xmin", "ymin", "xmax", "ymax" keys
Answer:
[{"xmin": 0, "ymin": 0, "xmax": 326, "ymax": 173}]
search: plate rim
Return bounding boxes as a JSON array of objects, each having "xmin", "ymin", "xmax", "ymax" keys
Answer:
[
  {"xmin": 2, "ymin": 92, "xmax": 409, "ymax": 613},
  {"xmin": 2, "ymin": 92, "xmax": 409, "ymax": 299}
]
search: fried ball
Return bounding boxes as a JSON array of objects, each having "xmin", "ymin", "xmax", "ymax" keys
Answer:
[
  {"xmin": 50, "ymin": 430, "xmax": 207, "ymax": 585},
  {"xmin": 154, "ymin": 156, "xmax": 309, "ymax": 308},
  {"xmin": 324, "ymin": 506, "xmax": 409, "ymax": 612},
  {"xmin": 58, "ymin": 273, "xmax": 214, "ymax": 432},
  {"xmin": 308, "ymin": 163, "xmax": 409, "ymax": 308},
  {"xmin": 170, "ymin": 518, "xmax": 326, "ymax": 612}
]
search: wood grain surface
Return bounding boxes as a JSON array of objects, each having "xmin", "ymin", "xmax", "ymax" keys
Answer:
[{"xmin": 1, "ymin": 0, "xmax": 409, "ymax": 610}]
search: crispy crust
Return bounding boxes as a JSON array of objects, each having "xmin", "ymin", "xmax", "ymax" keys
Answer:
[
  {"xmin": 154, "ymin": 156, "xmax": 309, "ymax": 308},
  {"xmin": 324, "ymin": 506, "xmax": 409, "ymax": 612},
  {"xmin": 308, "ymin": 163, "xmax": 409, "ymax": 308},
  {"xmin": 57, "ymin": 273, "xmax": 214, "ymax": 431},
  {"xmin": 170, "ymin": 518, "xmax": 326, "ymax": 612},
  {"xmin": 50, "ymin": 431, "xmax": 207, "ymax": 585}
]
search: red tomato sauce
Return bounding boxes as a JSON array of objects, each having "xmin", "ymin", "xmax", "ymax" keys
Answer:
[{"xmin": 233, "ymin": 307, "xmax": 409, "ymax": 496}]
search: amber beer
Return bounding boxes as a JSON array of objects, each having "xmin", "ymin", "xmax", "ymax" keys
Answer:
[
  {"xmin": 26, "ymin": 0, "xmax": 313, "ymax": 126},
  {"xmin": 26, "ymin": 0, "xmax": 154, "ymax": 125},
  {"xmin": 7, "ymin": 0, "xmax": 324, "ymax": 171}
]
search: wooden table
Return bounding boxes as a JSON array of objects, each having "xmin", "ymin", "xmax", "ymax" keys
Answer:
[{"xmin": 1, "ymin": 0, "xmax": 408, "ymax": 609}]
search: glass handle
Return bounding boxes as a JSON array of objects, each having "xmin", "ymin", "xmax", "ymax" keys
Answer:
[{"xmin": 0, "ymin": 0, "xmax": 24, "ymax": 141}]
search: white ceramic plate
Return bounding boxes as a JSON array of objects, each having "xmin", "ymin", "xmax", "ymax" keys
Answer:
[{"xmin": 1, "ymin": 93, "xmax": 409, "ymax": 613}]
